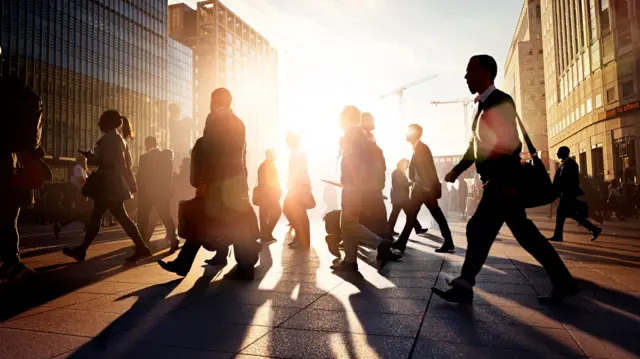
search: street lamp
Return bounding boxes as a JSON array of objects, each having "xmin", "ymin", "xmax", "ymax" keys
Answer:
[{"xmin": 0, "ymin": 45, "xmax": 3, "ymax": 76}]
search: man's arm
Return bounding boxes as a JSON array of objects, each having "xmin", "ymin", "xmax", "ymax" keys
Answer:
[
  {"xmin": 447, "ymin": 143, "xmax": 475, "ymax": 182},
  {"xmin": 419, "ymin": 145, "xmax": 439, "ymax": 189}
]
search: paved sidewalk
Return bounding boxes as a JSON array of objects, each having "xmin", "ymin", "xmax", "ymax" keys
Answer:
[{"xmin": 1, "ymin": 215, "xmax": 639, "ymax": 359}]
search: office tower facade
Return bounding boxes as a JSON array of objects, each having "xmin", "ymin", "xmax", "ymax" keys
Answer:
[
  {"xmin": 167, "ymin": 37, "xmax": 194, "ymax": 164},
  {"xmin": 169, "ymin": 1, "xmax": 278, "ymax": 187},
  {"xmin": 541, "ymin": 0, "xmax": 640, "ymax": 182},
  {"xmin": 504, "ymin": 0, "xmax": 550, "ymax": 167},
  {"xmin": 0, "ymin": 0, "xmax": 171, "ymax": 176}
]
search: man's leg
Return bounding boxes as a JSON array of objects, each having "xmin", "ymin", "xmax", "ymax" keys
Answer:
[
  {"xmin": 550, "ymin": 199, "xmax": 568, "ymax": 241},
  {"xmin": 137, "ymin": 197, "xmax": 152, "ymax": 242},
  {"xmin": 426, "ymin": 200, "xmax": 455, "ymax": 251},
  {"xmin": 158, "ymin": 239, "xmax": 202, "ymax": 276},
  {"xmin": 155, "ymin": 197, "xmax": 178, "ymax": 241},
  {"xmin": 267, "ymin": 202, "xmax": 282, "ymax": 237},
  {"xmin": 505, "ymin": 209, "xmax": 577, "ymax": 300},
  {"xmin": 458, "ymin": 186, "xmax": 505, "ymax": 287},
  {"xmin": 393, "ymin": 195, "xmax": 423, "ymax": 251},
  {"xmin": 0, "ymin": 204, "xmax": 21, "ymax": 265},
  {"xmin": 387, "ymin": 204, "xmax": 401, "ymax": 232}
]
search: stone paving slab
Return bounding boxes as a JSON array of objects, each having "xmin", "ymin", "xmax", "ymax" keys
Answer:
[{"xmin": 3, "ymin": 215, "xmax": 640, "ymax": 358}]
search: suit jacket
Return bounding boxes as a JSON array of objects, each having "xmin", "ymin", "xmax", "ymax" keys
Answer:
[
  {"xmin": 553, "ymin": 158, "xmax": 584, "ymax": 198},
  {"xmin": 451, "ymin": 89, "xmax": 522, "ymax": 183},
  {"xmin": 90, "ymin": 130, "xmax": 135, "ymax": 202},
  {"xmin": 192, "ymin": 108, "xmax": 251, "ymax": 220},
  {"xmin": 390, "ymin": 168, "xmax": 410, "ymax": 204},
  {"xmin": 138, "ymin": 148, "xmax": 172, "ymax": 199},
  {"xmin": 409, "ymin": 141, "xmax": 440, "ymax": 195}
]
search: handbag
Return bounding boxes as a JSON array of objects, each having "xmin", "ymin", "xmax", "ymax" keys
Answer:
[
  {"xmin": 10, "ymin": 152, "xmax": 51, "ymax": 190},
  {"xmin": 470, "ymin": 106, "xmax": 556, "ymax": 208},
  {"xmin": 514, "ymin": 113, "xmax": 557, "ymax": 208},
  {"xmin": 81, "ymin": 170, "xmax": 106, "ymax": 200},
  {"xmin": 303, "ymin": 190, "xmax": 316, "ymax": 209}
]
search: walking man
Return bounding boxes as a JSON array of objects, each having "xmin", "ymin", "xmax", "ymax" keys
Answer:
[
  {"xmin": 329, "ymin": 106, "xmax": 401, "ymax": 272},
  {"xmin": 255, "ymin": 148, "xmax": 282, "ymax": 243},
  {"xmin": 392, "ymin": 124, "xmax": 454, "ymax": 253},
  {"xmin": 137, "ymin": 136, "xmax": 179, "ymax": 251},
  {"xmin": 548, "ymin": 146, "xmax": 602, "ymax": 242},
  {"xmin": 433, "ymin": 54, "xmax": 577, "ymax": 305}
]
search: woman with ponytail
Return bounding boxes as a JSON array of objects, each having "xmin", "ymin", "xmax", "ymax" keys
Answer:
[{"xmin": 62, "ymin": 110, "xmax": 151, "ymax": 263}]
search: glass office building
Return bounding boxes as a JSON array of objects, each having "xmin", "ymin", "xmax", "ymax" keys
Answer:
[
  {"xmin": 169, "ymin": 1, "xmax": 278, "ymax": 188},
  {"xmin": 167, "ymin": 37, "xmax": 194, "ymax": 164},
  {"xmin": 0, "ymin": 0, "xmax": 169, "ymax": 170}
]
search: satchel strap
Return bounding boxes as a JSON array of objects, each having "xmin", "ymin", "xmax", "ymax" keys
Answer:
[{"xmin": 470, "ymin": 101, "xmax": 537, "ymax": 156}]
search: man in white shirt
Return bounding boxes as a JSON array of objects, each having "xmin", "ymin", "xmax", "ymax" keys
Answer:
[{"xmin": 434, "ymin": 54, "xmax": 577, "ymax": 306}]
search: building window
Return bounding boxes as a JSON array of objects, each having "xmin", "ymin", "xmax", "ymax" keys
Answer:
[
  {"xmin": 595, "ymin": 92, "xmax": 603, "ymax": 108},
  {"xmin": 600, "ymin": 0, "xmax": 611, "ymax": 35},
  {"xmin": 606, "ymin": 87, "xmax": 616, "ymax": 103},
  {"xmin": 621, "ymin": 80, "xmax": 635, "ymax": 98},
  {"xmin": 586, "ymin": 98, "xmax": 593, "ymax": 113}
]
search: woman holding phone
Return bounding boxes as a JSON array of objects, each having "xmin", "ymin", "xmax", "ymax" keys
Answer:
[{"xmin": 62, "ymin": 110, "xmax": 150, "ymax": 263}]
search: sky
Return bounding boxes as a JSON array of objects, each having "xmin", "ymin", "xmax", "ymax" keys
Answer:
[{"xmin": 169, "ymin": 0, "xmax": 523, "ymax": 180}]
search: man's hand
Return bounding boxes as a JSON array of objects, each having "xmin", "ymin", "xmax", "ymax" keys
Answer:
[{"xmin": 444, "ymin": 171, "xmax": 457, "ymax": 183}]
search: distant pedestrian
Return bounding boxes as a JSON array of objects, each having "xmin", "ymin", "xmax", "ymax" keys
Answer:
[
  {"xmin": 547, "ymin": 146, "xmax": 602, "ymax": 242},
  {"xmin": 387, "ymin": 158, "xmax": 426, "ymax": 235},
  {"xmin": 254, "ymin": 148, "xmax": 282, "ymax": 244},
  {"xmin": 457, "ymin": 178, "xmax": 468, "ymax": 219},
  {"xmin": 53, "ymin": 155, "xmax": 90, "ymax": 237},
  {"xmin": 137, "ymin": 136, "xmax": 179, "ymax": 251},
  {"xmin": 283, "ymin": 132, "xmax": 313, "ymax": 249}
]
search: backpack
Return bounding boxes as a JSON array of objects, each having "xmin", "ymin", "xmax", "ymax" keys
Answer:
[{"xmin": 0, "ymin": 77, "xmax": 43, "ymax": 152}]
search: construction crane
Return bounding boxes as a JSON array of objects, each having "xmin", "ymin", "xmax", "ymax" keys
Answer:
[
  {"xmin": 431, "ymin": 98, "xmax": 474, "ymax": 143},
  {"xmin": 379, "ymin": 74, "xmax": 438, "ymax": 123}
]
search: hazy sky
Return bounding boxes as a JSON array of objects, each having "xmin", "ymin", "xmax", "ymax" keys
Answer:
[{"xmin": 169, "ymin": 0, "xmax": 523, "ymax": 158}]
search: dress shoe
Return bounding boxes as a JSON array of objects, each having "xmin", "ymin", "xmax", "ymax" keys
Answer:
[
  {"xmin": 591, "ymin": 228, "xmax": 602, "ymax": 241},
  {"xmin": 377, "ymin": 240, "xmax": 402, "ymax": 269},
  {"xmin": 330, "ymin": 260, "xmax": 358, "ymax": 272},
  {"xmin": 431, "ymin": 285, "xmax": 473, "ymax": 304},
  {"xmin": 416, "ymin": 228, "xmax": 429, "ymax": 235},
  {"xmin": 125, "ymin": 247, "xmax": 152, "ymax": 263},
  {"xmin": 537, "ymin": 285, "xmax": 579, "ymax": 305},
  {"xmin": 169, "ymin": 238, "xmax": 180, "ymax": 252},
  {"xmin": 391, "ymin": 231, "xmax": 400, "ymax": 236},
  {"xmin": 157, "ymin": 260, "xmax": 189, "ymax": 276},
  {"xmin": 325, "ymin": 234, "xmax": 342, "ymax": 258},
  {"xmin": 62, "ymin": 247, "xmax": 86, "ymax": 262},
  {"xmin": 53, "ymin": 223, "xmax": 62, "ymax": 238},
  {"xmin": 547, "ymin": 237, "xmax": 563, "ymax": 242},
  {"xmin": 390, "ymin": 241, "xmax": 406, "ymax": 253},
  {"xmin": 205, "ymin": 253, "xmax": 228, "ymax": 266},
  {"xmin": 435, "ymin": 243, "xmax": 455, "ymax": 253}
]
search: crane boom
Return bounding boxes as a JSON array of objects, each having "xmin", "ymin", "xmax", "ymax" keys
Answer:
[
  {"xmin": 431, "ymin": 98, "xmax": 473, "ymax": 106},
  {"xmin": 379, "ymin": 74, "xmax": 438, "ymax": 99}
]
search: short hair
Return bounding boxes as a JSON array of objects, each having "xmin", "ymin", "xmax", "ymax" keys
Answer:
[
  {"xmin": 265, "ymin": 148, "xmax": 276, "ymax": 157},
  {"xmin": 471, "ymin": 54, "xmax": 498, "ymax": 80},
  {"xmin": 341, "ymin": 105, "xmax": 362, "ymax": 126},
  {"xmin": 360, "ymin": 112, "xmax": 375, "ymax": 131},
  {"xmin": 396, "ymin": 158, "xmax": 409, "ymax": 169},
  {"xmin": 145, "ymin": 136, "xmax": 157, "ymax": 147},
  {"xmin": 408, "ymin": 124, "xmax": 423, "ymax": 139},
  {"xmin": 558, "ymin": 146, "xmax": 570, "ymax": 157},
  {"xmin": 211, "ymin": 87, "xmax": 232, "ymax": 107}
]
